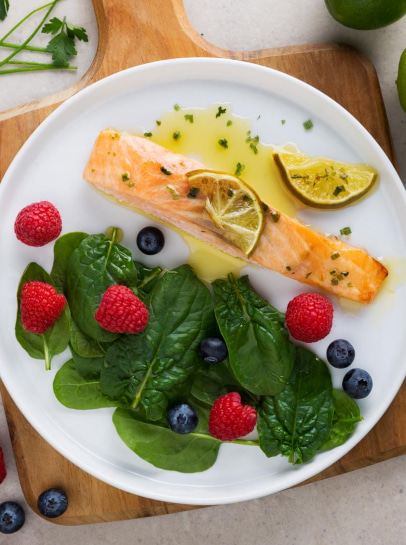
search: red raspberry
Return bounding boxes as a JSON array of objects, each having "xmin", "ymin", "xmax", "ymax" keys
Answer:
[
  {"xmin": 14, "ymin": 201, "xmax": 62, "ymax": 247},
  {"xmin": 208, "ymin": 392, "xmax": 257, "ymax": 441},
  {"xmin": 0, "ymin": 446, "xmax": 6, "ymax": 484},
  {"xmin": 20, "ymin": 281, "xmax": 66, "ymax": 334},
  {"xmin": 95, "ymin": 285, "xmax": 149, "ymax": 334},
  {"xmin": 285, "ymin": 292, "xmax": 333, "ymax": 343}
]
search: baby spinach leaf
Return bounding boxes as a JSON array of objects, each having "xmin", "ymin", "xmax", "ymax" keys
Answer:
[
  {"xmin": 100, "ymin": 265, "xmax": 214, "ymax": 421},
  {"xmin": 112, "ymin": 406, "xmax": 221, "ymax": 473},
  {"xmin": 257, "ymin": 346, "xmax": 334, "ymax": 464},
  {"xmin": 70, "ymin": 345, "xmax": 105, "ymax": 378},
  {"xmin": 212, "ymin": 275, "xmax": 294, "ymax": 396},
  {"xmin": 66, "ymin": 234, "xmax": 139, "ymax": 342},
  {"xmin": 69, "ymin": 317, "xmax": 108, "ymax": 358},
  {"xmin": 133, "ymin": 261, "xmax": 163, "ymax": 295},
  {"xmin": 51, "ymin": 231, "xmax": 88, "ymax": 292},
  {"xmin": 191, "ymin": 360, "xmax": 255, "ymax": 406},
  {"xmin": 15, "ymin": 262, "xmax": 70, "ymax": 369},
  {"xmin": 320, "ymin": 389, "xmax": 362, "ymax": 451},
  {"xmin": 53, "ymin": 359, "xmax": 118, "ymax": 409}
]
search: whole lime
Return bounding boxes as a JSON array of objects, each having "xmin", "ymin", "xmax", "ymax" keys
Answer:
[
  {"xmin": 398, "ymin": 48, "xmax": 406, "ymax": 113},
  {"xmin": 324, "ymin": 0, "xmax": 406, "ymax": 30}
]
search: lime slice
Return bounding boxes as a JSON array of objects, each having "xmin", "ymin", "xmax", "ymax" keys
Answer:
[
  {"xmin": 273, "ymin": 152, "xmax": 378, "ymax": 209},
  {"xmin": 186, "ymin": 170, "xmax": 265, "ymax": 256},
  {"xmin": 324, "ymin": 0, "xmax": 406, "ymax": 30}
]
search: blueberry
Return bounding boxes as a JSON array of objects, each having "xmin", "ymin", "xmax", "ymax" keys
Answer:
[
  {"xmin": 37, "ymin": 488, "xmax": 68, "ymax": 518},
  {"xmin": 342, "ymin": 368, "xmax": 373, "ymax": 399},
  {"xmin": 0, "ymin": 501, "xmax": 25, "ymax": 534},
  {"xmin": 198, "ymin": 337, "xmax": 228, "ymax": 363},
  {"xmin": 136, "ymin": 227, "xmax": 165, "ymax": 255},
  {"xmin": 167, "ymin": 403, "xmax": 199, "ymax": 434},
  {"xmin": 327, "ymin": 339, "xmax": 355, "ymax": 368}
]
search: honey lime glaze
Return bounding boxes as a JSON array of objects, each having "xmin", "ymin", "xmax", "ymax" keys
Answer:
[{"xmin": 149, "ymin": 104, "xmax": 299, "ymax": 281}]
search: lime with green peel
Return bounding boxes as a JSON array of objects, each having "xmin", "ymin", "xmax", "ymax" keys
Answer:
[
  {"xmin": 398, "ymin": 48, "xmax": 406, "ymax": 113},
  {"xmin": 324, "ymin": 0, "xmax": 406, "ymax": 30}
]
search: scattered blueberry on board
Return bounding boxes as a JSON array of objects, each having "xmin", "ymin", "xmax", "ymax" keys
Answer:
[
  {"xmin": 342, "ymin": 368, "xmax": 373, "ymax": 399},
  {"xmin": 37, "ymin": 488, "xmax": 68, "ymax": 518},
  {"xmin": 327, "ymin": 339, "xmax": 355, "ymax": 369},
  {"xmin": 167, "ymin": 403, "xmax": 199, "ymax": 434},
  {"xmin": 198, "ymin": 337, "xmax": 228, "ymax": 363},
  {"xmin": 136, "ymin": 226, "xmax": 165, "ymax": 255},
  {"xmin": 0, "ymin": 501, "xmax": 25, "ymax": 534}
]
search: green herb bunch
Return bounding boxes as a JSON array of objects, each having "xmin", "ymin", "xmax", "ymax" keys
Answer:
[
  {"xmin": 0, "ymin": 0, "xmax": 88, "ymax": 76},
  {"xmin": 15, "ymin": 228, "xmax": 363, "ymax": 473}
]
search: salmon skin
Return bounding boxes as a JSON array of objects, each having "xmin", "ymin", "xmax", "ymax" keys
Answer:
[{"xmin": 83, "ymin": 129, "xmax": 388, "ymax": 303}]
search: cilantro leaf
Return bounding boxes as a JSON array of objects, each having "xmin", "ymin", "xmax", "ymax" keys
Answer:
[
  {"xmin": 0, "ymin": 0, "xmax": 10, "ymax": 21},
  {"xmin": 42, "ymin": 16, "xmax": 89, "ymax": 67}
]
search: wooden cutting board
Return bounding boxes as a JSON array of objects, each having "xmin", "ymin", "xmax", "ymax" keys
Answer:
[{"xmin": 0, "ymin": 0, "xmax": 403, "ymax": 526}]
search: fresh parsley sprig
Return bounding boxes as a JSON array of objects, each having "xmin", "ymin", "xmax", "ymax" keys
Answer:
[
  {"xmin": 0, "ymin": 0, "xmax": 89, "ymax": 75},
  {"xmin": 42, "ymin": 16, "xmax": 88, "ymax": 67}
]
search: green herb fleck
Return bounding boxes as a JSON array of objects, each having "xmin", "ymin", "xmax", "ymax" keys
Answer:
[
  {"xmin": 281, "ymin": 119, "xmax": 286, "ymax": 125},
  {"xmin": 160, "ymin": 166, "xmax": 172, "ymax": 176},
  {"xmin": 305, "ymin": 272, "xmax": 312, "ymax": 278},
  {"xmin": 303, "ymin": 119, "xmax": 314, "ymax": 131},
  {"xmin": 184, "ymin": 114, "xmax": 194, "ymax": 123},
  {"xmin": 234, "ymin": 162, "xmax": 245, "ymax": 176},
  {"xmin": 261, "ymin": 202, "xmax": 269, "ymax": 212},
  {"xmin": 331, "ymin": 252, "xmax": 340, "ymax": 260},
  {"xmin": 121, "ymin": 172, "xmax": 130, "ymax": 182},
  {"xmin": 286, "ymin": 265, "xmax": 292, "ymax": 271},
  {"xmin": 333, "ymin": 185, "xmax": 345, "ymax": 196},
  {"xmin": 156, "ymin": 120, "xmax": 161, "ymax": 126},
  {"xmin": 270, "ymin": 210, "xmax": 280, "ymax": 222},
  {"xmin": 218, "ymin": 138, "xmax": 228, "ymax": 149},
  {"xmin": 226, "ymin": 120, "xmax": 233, "ymax": 127},
  {"xmin": 216, "ymin": 106, "xmax": 227, "ymax": 118},
  {"xmin": 172, "ymin": 131, "xmax": 181, "ymax": 140},
  {"xmin": 340, "ymin": 226, "xmax": 352, "ymax": 236},
  {"xmin": 187, "ymin": 187, "xmax": 200, "ymax": 198},
  {"xmin": 127, "ymin": 183, "xmax": 134, "ymax": 188},
  {"xmin": 174, "ymin": 104, "xmax": 181, "ymax": 111},
  {"xmin": 166, "ymin": 185, "xmax": 180, "ymax": 199},
  {"xmin": 331, "ymin": 277, "xmax": 339, "ymax": 285},
  {"xmin": 144, "ymin": 132, "xmax": 152, "ymax": 138}
]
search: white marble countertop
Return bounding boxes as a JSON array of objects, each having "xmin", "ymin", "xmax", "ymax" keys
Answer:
[{"xmin": 0, "ymin": 1, "xmax": 406, "ymax": 543}]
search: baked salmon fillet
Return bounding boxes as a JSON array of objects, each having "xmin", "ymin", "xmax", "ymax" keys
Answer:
[{"xmin": 83, "ymin": 129, "xmax": 388, "ymax": 303}]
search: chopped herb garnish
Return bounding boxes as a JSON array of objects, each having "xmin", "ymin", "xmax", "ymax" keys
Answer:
[
  {"xmin": 144, "ymin": 132, "xmax": 152, "ymax": 137},
  {"xmin": 246, "ymin": 132, "xmax": 259, "ymax": 154},
  {"xmin": 281, "ymin": 119, "xmax": 286, "ymax": 125},
  {"xmin": 329, "ymin": 269, "xmax": 337, "ymax": 275},
  {"xmin": 261, "ymin": 202, "xmax": 269, "ymax": 212},
  {"xmin": 187, "ymin": 187, "xmax": 200, "ymax": 198},
  {"xmin": 160, "ymin": 166, "xmax": 172, "ymax": 176},
  {"xmin": 303, "ymin": 119, "xmax": 314, "ymax": 131},
  {"xmin": 127, "ymin": 183, "xmax": 134, "ymax": 188},
  {"xmin": 184, "ymin": 114, "xmax": 194, "ymax": 123},
  {"xmin": 305, "ymin": 272, "xmax": 312, "ymax": 278},
  {"xmin": 331, "ymin": 278, "xmax": 339, "ymax": 285},
  {"xmin": 166, "ymin": 185, "xmax": 180, "ymax": 199},
  {"xmin": 286, "ymin": 265, "xmax": 292, "ymax": 271},
  {"xmin": 156, "ymin": 120, "xmax": 162, "ymax": 126},
  {"xmin": 218, "ymin": 138, "xmax": 229, "ymax": 149},
  {"xmin": 226, "ymin": 120, "xmax": 233, "ymax": 126},
  {"xmin": 121, "ymin": 172, "xmax": 130, "ymax": 182},
  {"xmin": 331, "ymin": 252, "xmax": 340, "ymax": 260},
  {"xmin": 234, "ymin": 162, "xmax": 245, "ymax": 176},
  {"xmin": 227, "ymin": 188, "xmax": 234, "ymax": 197},
  {"xmin": 172, "ymin": 131, "xmax": 181, "ymax": 140},
  {"xmin": 341, "ymin": 271, "xmax": 349, "ymax": 277},
  {"xmin": 216, "ymin": 106, "xmax": 227, "ymax": 118},
  {"xmin": 333, "ymin": 185, "xmax": 345, "ymax": 196},
  {"xmin": 340, "ymin": 226, "xmax": 352, "ymax": 236},
  {"xmin": 270, "ymin": 210, "xmax": 280, "ymax": 222},
  {"xmin": 174, "ymin": 104, "xmax": 181, "ymax": 111}
]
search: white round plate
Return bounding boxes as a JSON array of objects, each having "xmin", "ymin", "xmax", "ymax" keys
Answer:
[{"xmin": 1, "ymin": 58, "xmax": 406, "ymax": 505}]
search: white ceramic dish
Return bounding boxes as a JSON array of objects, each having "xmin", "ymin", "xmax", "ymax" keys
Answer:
[{"xmin": 1, "ymin": 58, "xmax": 406, "ymax": 505}]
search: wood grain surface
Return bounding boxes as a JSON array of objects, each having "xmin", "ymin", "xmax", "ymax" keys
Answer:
[{"xmin": 0, "ymin": 0, "xmax": 403, "ymax": 525}]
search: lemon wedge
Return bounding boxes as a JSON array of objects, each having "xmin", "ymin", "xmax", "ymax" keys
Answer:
[
  {"xmin": 273, "ymin": 152, "xmax": 378, "ymax": 209},
  {"xmin": 186, "ymin": 170, "xmax": 265, "ymax": 256}
]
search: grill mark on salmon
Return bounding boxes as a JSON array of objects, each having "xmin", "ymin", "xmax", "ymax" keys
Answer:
[{"xmin": 83, "ymin": 129, "xmax": 388, "ymax": 303}]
